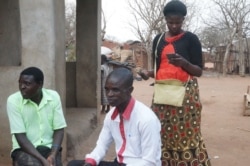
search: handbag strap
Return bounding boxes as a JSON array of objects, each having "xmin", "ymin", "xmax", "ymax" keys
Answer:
[
  {"xmin": 184, "ymin": 75, "xmax": 190, "ymax": 88},
  {"xmin": 154, "ymin": 33, "xmax": 165, "ymax": 78}
]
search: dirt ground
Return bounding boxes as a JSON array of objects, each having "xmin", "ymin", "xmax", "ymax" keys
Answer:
[
  {"xmin": 2, "ymin": 70, "xmax": 250, "ymax": 166},
  {"xmin": 75, "ymin": 70, "xmax": 250, "ymax": 166}
]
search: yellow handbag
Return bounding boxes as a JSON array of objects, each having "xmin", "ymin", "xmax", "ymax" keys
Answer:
[{"xmin": 153, "ymin": 79, "xmax": 187, "ymax": 107}]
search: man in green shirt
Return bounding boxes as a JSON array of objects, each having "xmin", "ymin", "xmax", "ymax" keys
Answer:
[{"xmin": 7, "ymin": 67, "xmax": 67, "ymax": 166}]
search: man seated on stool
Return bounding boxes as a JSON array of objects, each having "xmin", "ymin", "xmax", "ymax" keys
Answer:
[{"xmin": 67, "ymin": 67, "xmax": 161, "ymax": 166}]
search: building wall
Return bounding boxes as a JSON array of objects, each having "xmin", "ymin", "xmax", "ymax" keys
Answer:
[
  {"xmin": 65, "ymin": 0, "xmax": 101, "ymax": 160},
  {"xmin": 130, "ymin": 43, "xmax": 148, "ymax": 70},
  {"xmin": 0, "ymin": 0, "xmax": 66, "ymax": 164},
  {"xmin": 66, "ymin": 62, "xmax": 77, "ymax": 107},
  {"xmin": 0, "ymin": 0, "xmax": 101, "ymax": 164},
  {"xmin": 0, "ymin": 0, "xmax": 21, "ymax": 66},
  {"xmin": 75, "ymin": 0, "xmax": 101, "ymax": 108}
]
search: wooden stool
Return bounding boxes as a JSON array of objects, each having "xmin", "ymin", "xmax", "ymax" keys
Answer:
[{"xmin": 243, "ymin": 86, "xmax": 250, "ymax": 116}]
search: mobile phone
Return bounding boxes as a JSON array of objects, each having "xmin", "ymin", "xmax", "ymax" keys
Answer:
[{"xmin": 167, "ymin": 53, "xmax": 176, "ymax": 59}]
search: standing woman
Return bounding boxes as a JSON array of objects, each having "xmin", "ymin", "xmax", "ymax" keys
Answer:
[{"xmin": 139, "ymin": 0, "xmax": 211, "ymax": 165}]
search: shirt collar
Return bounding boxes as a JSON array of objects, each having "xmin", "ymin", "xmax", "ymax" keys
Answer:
[
  {"xmin": 111, "ymin": 97, "xmax": 135, "ymax": 120},
  {"xmin": 22, "ymin": 89, "xmax": 52, "ymax": 105}
]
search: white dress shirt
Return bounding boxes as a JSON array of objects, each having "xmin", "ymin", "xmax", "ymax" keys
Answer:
[{"xmin": 85, "ymin": 98, "xmax": 162, "ymax": 166}]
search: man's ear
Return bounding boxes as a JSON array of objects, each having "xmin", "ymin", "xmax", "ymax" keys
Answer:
[
  {"xmin": 38, "ymin": 81, "xmax": 43, "ymax": 88},
  {"xmin": 129, "ymin": 86, "xmax": 134, "ymax": 93}
]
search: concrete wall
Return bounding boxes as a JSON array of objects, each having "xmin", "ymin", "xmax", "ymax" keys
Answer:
[
  {"xmin": 75, "ymin": 0, "xmax": 101, "ymax": 108},
  {"xmin": 0, "ymin": 0, "xmax": 101, "ymax": 164},
  {"xmin": 0, "ymin": 0, "xmax": 21, "ymax": 66},
  {"xmin": 0, "ymin": 3, "xmax": 21, "ymax": 160},
  {"xmin": 66, "ymin": 0, "xmax": 101, "ymax": 109},
  {"xmin": 0, "ymin": 0, "xmax": 66, "ymax": 164},
  {"xmin": 66, "ymin": 62, "xmax": 77, "ymax": 107},
  {"xmin": 64, "ymin": 2, "xmax": 102, "ymax": 160}
]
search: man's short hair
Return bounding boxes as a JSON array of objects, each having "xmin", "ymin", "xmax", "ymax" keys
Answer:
[
  {"xmin": 20, "ymin": 67, "xmax": 44, "ymax": 84},
  {"xmin": 108, "ymin": 67, "xmax": 133, "ymax": 88}
]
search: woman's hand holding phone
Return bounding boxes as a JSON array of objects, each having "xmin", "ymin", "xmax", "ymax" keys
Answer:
[
  {"xmin": 167, "ymin": 53, "xmax": 188, "ymax": 68},
  {"xmin": 167, "ymin": 53, "xmax": 177, "ymax": 61}
]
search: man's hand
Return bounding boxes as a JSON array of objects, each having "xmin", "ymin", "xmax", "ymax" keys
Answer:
[
  {"xmin": 41, "ymin": 158, "xmax": 51, "ymax": 166},
  {"xmin": 47, "ymin": 153, "xmax": 56, "ymax": 166},
  {"xmin": 138, "ymin": 69, "xmax": 149, "ymax": 80}
]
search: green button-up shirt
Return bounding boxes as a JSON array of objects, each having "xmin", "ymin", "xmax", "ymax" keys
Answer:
[{"xmin": 7, "ymin": 88, "xmax": 67, "ymax": 151}]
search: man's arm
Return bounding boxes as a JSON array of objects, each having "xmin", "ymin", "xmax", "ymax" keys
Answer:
[
  {"xmin": 48, "ymin": 91, "xmax": 67, "ymax": 165},
  {"xmin": 84, "ymin": 114, "xmax": 114, "ymax": 165},
  {"xmin": 47, "ymin": 128, "xmax": 64, "ymax": 165},
  {"xmin": 15, "ymin": 133, "xmax": 49, "ymax": 166}
]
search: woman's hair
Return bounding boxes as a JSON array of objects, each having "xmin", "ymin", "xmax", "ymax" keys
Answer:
[
  {"xmin": 20, "ymin": 67, "xmax": 44, "ymax": 84},
  {"xmin": 163, "ymin": 0, "xmax": 187, "ymax": 17}
]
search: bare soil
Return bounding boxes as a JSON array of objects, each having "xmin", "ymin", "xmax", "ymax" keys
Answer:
[
  {"xmin": 76, "ymin": 70, "xmax": 250, "ymax": 166},
  {"xmin": 2, "ymin": 70, "xmax": 250, "ymax": 166}
]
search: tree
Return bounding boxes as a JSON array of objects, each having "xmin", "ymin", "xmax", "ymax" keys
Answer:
[
  {"xmin": 65, "ymin": 2, "xmax": 76, "ymax": 61},
  {"xmin": 209, "ymin": 0, "xmax": 250, "ymax": 76},
  {"xmin": 101, "ymin": 9, "xmax": 107, "ymax": 41},
  {"xmin": 198, "ymin": 26, "xmax": 222, "ymax": 62},
  {"xmin": 199, "ymin": 27, "xmax": 220, "ymax": 52},
  {"xmin": 127, "ymin": 0, "xmax": 197, "ymax": 69}
]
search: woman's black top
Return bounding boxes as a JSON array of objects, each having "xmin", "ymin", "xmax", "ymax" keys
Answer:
[{"xmin": 152, "ymin": 31, "xmax": 203, "ymax": 71}]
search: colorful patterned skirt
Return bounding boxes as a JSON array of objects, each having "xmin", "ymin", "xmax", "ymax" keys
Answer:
[{"xmin": 152, "ymin": 78, "xmax": 211, "ymax": 166}]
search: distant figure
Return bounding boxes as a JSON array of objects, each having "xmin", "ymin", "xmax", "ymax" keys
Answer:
[
  {"xmin": 101, "ymin": 54, "xmax": 113, "ymax": 113},
  {"xmin": 138, "ymin": 0, "xmax": 211, "ymax": 165},
  {"xmin": 67, "ymin": 67, "xmax": 162, "ymax": 166},
  {"xmin": 7, "ymin": 67, "xmax": 67, "ymax": 166}
]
